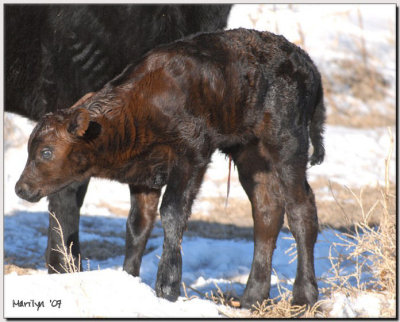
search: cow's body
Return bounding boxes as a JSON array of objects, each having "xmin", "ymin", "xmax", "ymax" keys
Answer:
[
  {"xmin": 6, "ymin": 4, "xmax": 231, "ymax": 273},
  {"xmin": 6, "ymin": 5, "xmax": 231, "ymax": 119},
  {"xmin": 16, "ymin": 28, "xmax": 325, "ymax": 308}
]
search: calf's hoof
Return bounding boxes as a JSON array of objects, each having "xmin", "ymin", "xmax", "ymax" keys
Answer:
[
  {"xmin": 155, "ymin": 251, "xmax": 182, "ymax": 301},
  {"xmin": 122, "ymin": 260, "xmax": 140, "ymax": 277},
  {"xmin": 155, "ymin": 281, "xmax": 180, "ymax": 302},
  {"xmin": 292, "ymin": 278, "xmax": 318, "ymax": 307},
  {"xmin": 240, "ymin": 289, "xmax": 268, "ymax": 310}
]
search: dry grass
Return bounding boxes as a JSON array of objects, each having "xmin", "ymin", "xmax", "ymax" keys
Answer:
[
  {"xmin": 326, "ymin": 108, "xmax": 395, "ymax": 129},
  {"xmin": 322, "ymin": 54, "xmax": 394, "ymax": 129},
  {"xmin": 325, "ymin": 58, "xmax": 389, "ymax": 103},
  {"xmin": 314, "ymin": 179, "xmax": 395, "ymax": 230},
  {"xmin": 251, "ymin": 293, "xmax": 327, "ymax": 318},
  {"xmin": 4, "ymin": 264, "xmax": 37, "ymax": 275},
  {"xmin": 184, "ymin": 273, "xmax": 328, "ymax": 318},
  {"xmin": 322, "ymin": 9, "xmax": 395, "ymax": 128},
  {"xmin": 324, "ymin": 9, "xmax": 390, "ymax": 106},
  {"xmin": 320, "ymin": 130, "xmax": 395, "ymax": 317},
  {"xmin": 48, "ymin": 212, "xmax": 81, "ymax": 274}
]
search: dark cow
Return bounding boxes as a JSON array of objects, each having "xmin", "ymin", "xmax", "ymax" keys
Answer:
[
  {"xmin": 6, "ymin": 4, "xmax": 231, "ymax": 274},
  {"xmin": 16, "ymin": 28, "xmax": 325, "ymax": 308}
]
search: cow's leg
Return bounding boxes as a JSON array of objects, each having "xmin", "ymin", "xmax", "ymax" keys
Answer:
[
  {"xmin": 46, "ymin": 180, "xmax": 89, "ymax": 273},
  {"xmin": 277, "ymin": 160, "xmax": 319, "ymax": 307},
  {"xmin": 155, "ymin": 160, "xmax": 208, "ymax": 301},
  {"xmin": 231, "ymin": 142, "xmax": 285, "ymax": 309},
  {"xmin": 123, "ymin": 186, "xmax": 161, "ymax": 276}
]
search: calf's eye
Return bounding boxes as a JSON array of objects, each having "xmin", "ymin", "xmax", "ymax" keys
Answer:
[{"xmin": 41, "ymin": 149, "xmax": 53, "ymax": 160}]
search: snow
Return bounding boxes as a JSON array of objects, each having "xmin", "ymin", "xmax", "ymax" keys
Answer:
[
  {"xmin": 308, "ymin": 126, "xmax": 395, "ymax": 187},
  {"xmin": 3, "ymin": 3, "xmax": 395, "ymax": 319},
  {"xmin": 329, "ymin": 291, "xmax": 388, "ymax": 318},
  {"xmin": 5, "ymin": 269, "xmax": 223, "ymax": 318},
  {"xmin": 228, "ymin": 4, "xmax": 395, "ymax": 65},
  {"xmin": 5, "ymin": 270, "xmax": 388, "ymax": 318}
]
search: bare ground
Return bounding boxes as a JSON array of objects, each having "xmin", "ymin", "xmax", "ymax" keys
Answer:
[{"xmin": 189, "ymin": 179, "xmax": 395, "ymax": 237}]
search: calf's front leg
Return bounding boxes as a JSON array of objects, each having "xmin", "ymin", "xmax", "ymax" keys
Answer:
[
  {"xmin": 46, "ymin": 180, "xmax": 89, "ymax": 273},
  {"xmin": 155, "ymin": 161, "xmax": 207, "ymax": 301}
]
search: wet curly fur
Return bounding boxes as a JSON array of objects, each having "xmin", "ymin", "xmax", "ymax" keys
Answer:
[{"xmin": 16, "ymin": 28, "xmax": 325, "ymax": 308}]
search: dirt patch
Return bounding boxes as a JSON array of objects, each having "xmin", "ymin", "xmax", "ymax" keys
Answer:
[
  {"xmin": 188, "ymin": 180, "xmax": 395, "ymax": 237},
  {"xmin": 326, "ymin": 110, "xmax": 395, "ymax": 129},
  {"xmin": 186, "ymin": 220, "xmax": 254, "ymax": 240},
  {"xmin": 80, "ymin": 240, "xmax": 125, "ymax": 261},
  {"xmin": 4, "ymin": 264, "xmax": 38, "ymax": 275},
  {"xmin": 313, "ymin": 179, "xmax": 395, "ymax": 231},
  {"xmin": 80, "ymin": 239, "xmax": 157, "ymax": 262},
  {"xmin": 96, "ymin": 202, "xmax": 129, "ymax": 217},
  {"xmin": 191, "ymin": 197, "xmax": 252, "ymax": 228}
]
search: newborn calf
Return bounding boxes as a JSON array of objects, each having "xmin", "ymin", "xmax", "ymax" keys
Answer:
[{"xmin": 16, "ymin": 28, "xmax": 325, "ymax": 308}]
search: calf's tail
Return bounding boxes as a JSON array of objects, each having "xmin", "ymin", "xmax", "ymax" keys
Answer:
[{"xmin": 309, "ymin": 81, "xmax": 326, "ymax": 166}]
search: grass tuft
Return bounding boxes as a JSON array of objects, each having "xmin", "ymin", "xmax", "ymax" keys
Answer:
[
  {"xmin": 320, "ymin": 128, "xmax": 395, "ymax": 317},
  {"xmin": 48, "ymin": 212, "xmax": 81, "ymax": 274}
]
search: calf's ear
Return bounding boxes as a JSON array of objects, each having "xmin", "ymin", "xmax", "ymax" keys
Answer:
[
  {"xmin": 68, "ymin": 108, "xmax": 91, "ymax": 137},
  {"xmin": 68, "ymin": 108, "xmax": 102, "ymax": 140}
]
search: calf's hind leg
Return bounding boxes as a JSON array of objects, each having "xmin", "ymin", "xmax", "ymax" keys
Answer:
[
  {"xmin": 277, "ymin": 160, "xmax": 319, "ymax": 307},
  {"xmin": 231, "ymin": 143, "xmax": 285, "ymax": 309},
  {"xmin": 123, "ymin": 186, "xmax": 161, "ymax": 276}
]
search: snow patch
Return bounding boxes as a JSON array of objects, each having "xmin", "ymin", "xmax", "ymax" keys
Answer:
[
  {"xmin": 328, "ymin": 291, "xmax": 385, "ymax": 318},
  {"xmin": 4, "ymin": 270, "xmax": 223, "ymax": 318}
]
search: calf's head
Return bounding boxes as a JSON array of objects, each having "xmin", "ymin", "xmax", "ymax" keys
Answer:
[{"xmin": 15, "ymin": 105, "xmax": 101, "ymax": 202}]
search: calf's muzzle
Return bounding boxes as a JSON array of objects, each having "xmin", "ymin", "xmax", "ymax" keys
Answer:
[{"xmin": 15, "ymin": 178, "xmax": 42, "ymax": 203}]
